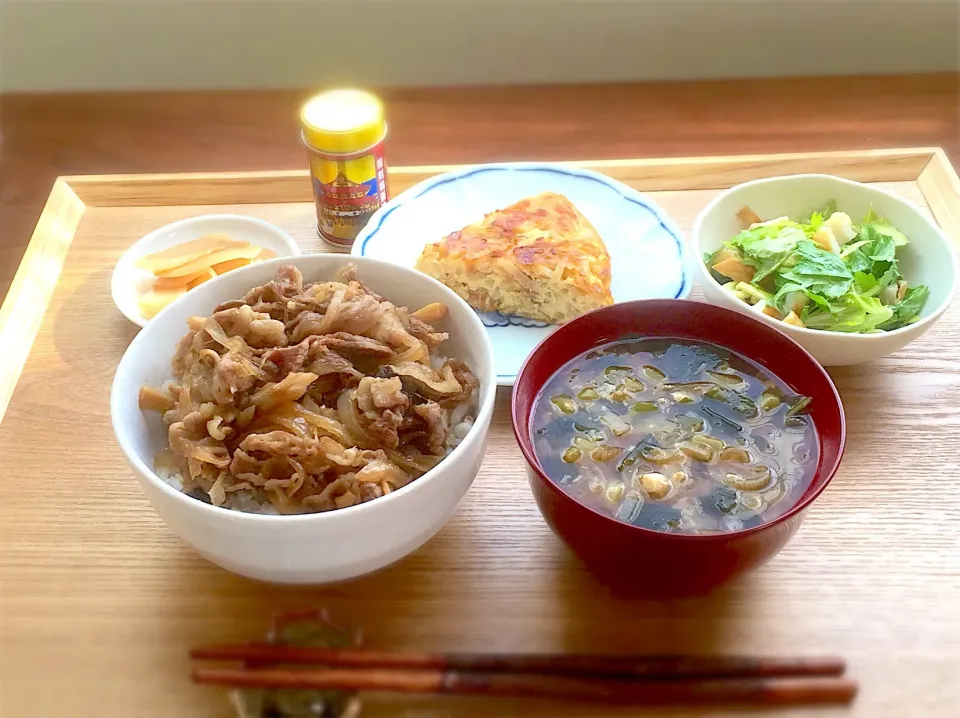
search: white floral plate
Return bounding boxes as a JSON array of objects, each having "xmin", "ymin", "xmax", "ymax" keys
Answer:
[{"xmin": 352, "ymin": 162, "xmax": 692, "ymax": 384}]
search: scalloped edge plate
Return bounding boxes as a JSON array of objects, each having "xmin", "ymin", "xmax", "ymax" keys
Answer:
[{"xmin": 353, "ymin": 162, "xmax": 692, "ymax": 384}]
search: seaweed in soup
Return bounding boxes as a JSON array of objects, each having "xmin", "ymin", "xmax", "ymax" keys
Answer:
[{"xmin": 531, "ymin": 338, "xmax": 818, "ymax": 535}]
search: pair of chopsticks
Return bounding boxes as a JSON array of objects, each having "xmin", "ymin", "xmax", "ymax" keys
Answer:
[{"xmin": 191, "ymin": 645, "xmax": 857, "ymax": 707}]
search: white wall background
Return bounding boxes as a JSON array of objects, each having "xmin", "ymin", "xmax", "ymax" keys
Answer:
[{"xmin": 0, "ymin": 0, "xmax": 957, "ymax": 91}]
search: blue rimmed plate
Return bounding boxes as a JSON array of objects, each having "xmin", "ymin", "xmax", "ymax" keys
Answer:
[{"xmin": 352, "ymin": 162, "xmax": 692, "ymax": 384}]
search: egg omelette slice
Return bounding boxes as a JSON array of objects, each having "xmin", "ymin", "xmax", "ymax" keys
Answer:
[{"xmin": 415, "ymin": 191, "xmax": 614, "ymax": 324}]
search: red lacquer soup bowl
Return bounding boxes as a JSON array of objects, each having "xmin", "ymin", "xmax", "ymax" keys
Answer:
[{"xmin": 511, "ymin": 300, "xmax": 845, "ymax": 595}]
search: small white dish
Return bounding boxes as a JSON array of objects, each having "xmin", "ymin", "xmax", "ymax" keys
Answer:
[
  {"xmin": 111, "ymin": 254, "xmax": 496, "ymax": 584},
  {"xmin": 692, "ymin": 174, "xmax": 959, "ymax": 366},
  {"xmin": 352, "ymin": 162, "xmax": 692, "ymax": 384},
  {"xmin": 111, "ymin": 214, "xmax": 301, "ymax": 327}
]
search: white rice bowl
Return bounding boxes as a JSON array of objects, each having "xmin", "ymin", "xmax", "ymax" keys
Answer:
[{"xmin": 112, "ymin": 254, "xmax": 496, "ymax": 584}]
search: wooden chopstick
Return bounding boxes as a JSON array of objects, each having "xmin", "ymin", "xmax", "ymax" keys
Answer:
[
  {"xmin": 190, "ymin": 644, "xmax": 846, "ymax": 680},
  {"xmin": 191, "ymin": 666, "xmax": 858, "ymax": 706}
]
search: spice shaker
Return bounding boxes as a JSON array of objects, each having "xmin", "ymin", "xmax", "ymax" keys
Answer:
[{"xmin": 300, "ymin": 89, "xmax": 389, "ymax": 250}]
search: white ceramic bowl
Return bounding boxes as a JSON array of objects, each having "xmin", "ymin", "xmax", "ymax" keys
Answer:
[
  {"xmin": 692, "ymin": 174, "xmax": 958, "ymax": 366},
  {"xmin": 111, "ymin": 254, "xmax": 497, "ymax": 584},
  {"xmin": 111, "ymin": 214, "xmax": 301, "ymax": 327}
]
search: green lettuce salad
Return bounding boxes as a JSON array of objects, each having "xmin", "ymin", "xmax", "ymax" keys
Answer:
[{"xmin": 705, "ymin": 201, "xmax": 929, "ymax": 333}]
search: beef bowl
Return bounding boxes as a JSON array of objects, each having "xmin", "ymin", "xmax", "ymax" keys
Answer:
[
  {"xmin": 512, "ymin": 300, "xmax": 844, "ymax": 595},
  {"xmin": 112, "ymin": 254, "xmax": 496, "ymax": 584}
]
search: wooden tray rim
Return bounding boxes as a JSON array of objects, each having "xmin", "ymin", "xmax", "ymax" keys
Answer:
[{"xmin": 1, "ymin": 147, "xmax": 957, "ymax": 422}]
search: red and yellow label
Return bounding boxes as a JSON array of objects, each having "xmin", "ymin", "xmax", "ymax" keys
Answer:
[
  {"xmin": 300, "ymin": 89, "xmax": 389, "ymax": 249},
  {"xmin": 307, "ymin": 143, "xmax": 388, "ymax": 249}
]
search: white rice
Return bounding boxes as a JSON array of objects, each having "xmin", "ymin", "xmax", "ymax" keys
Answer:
[
  {"xmin": 155, "ymin": 464, "xmax": 278, "ymax": 514},
  {"xmin": 155, "ymin": 465, "xmax": 184, "ymax": 492},
  {"xmin": 445, "ymin": 389, "xmax": 478, "ymax": 451},
  {"xmin": 228, "ymin": 491, "xmax": 279, "ymax": 515},
  {"xmin": 449, "ymin": 402, "xmax": 471, "ymax": 427},
  {"xmin": 452, "ymin": 419, "xmax": 474, "ymax": 441}
]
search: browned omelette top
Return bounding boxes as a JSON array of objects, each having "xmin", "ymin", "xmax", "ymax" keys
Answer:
[{"xmin": 426, "ymin": 191, "xmax": 613, "ymax": 299}]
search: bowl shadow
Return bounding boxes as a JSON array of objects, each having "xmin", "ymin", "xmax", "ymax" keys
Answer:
[{"xmin": 52, "ymin": 266, "xmax": 141, "ymax": 370}]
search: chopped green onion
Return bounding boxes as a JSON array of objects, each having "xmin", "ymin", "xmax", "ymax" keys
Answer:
[
  {"xmin": 550, "ymin": 395, "xmax": 576, "ymax": 414},
  {"xmin": 642, "ymin": 365, "xmax": 666, "ymax": 380},
  {"xmin": 622, "ymin": 376, "xmax": 645, "ymax": 392}
]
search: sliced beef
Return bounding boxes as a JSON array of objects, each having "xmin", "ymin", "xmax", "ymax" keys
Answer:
[
  {"xmin": 316, "ymin": 332, "xmax": 394, "ymax": 359},
  {"xmin": 147, "ymin": 263, "xmax": 478, "ymax": 514},
  {"xmin": 413, "ymin": 401, "xmax": 448, "ymax": 455},
  {"xmin": 406, "ymin": 315, "xmax": 449, "ymax": 349}
]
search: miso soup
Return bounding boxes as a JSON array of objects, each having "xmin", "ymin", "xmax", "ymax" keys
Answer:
[{"xmin": 531, "ymin": 338, "xmax": 818, "ymax": 534}]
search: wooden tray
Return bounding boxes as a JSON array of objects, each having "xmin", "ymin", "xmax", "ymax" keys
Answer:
[{"xmin": 1, "ymin": 148, "xmax": 958, "ymax": 718}]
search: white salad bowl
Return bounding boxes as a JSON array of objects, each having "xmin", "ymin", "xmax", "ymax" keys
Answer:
[
  {"xmin": 111, "ymin": 214, "xmax": 302, "ymax": 327},
  {"xmin": 111, "ymin": 254, "xmax": 497, "ymax": 584},
  {"xmin": 692, "ymin": 174, "xmax": 958, "ymax": 366}
]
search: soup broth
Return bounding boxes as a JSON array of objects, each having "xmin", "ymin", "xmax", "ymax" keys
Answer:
[{"xmin": 531, "ymin": 338, "xmax": 818, "ymax": 534}]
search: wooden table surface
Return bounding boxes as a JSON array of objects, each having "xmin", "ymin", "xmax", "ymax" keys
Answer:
[
  {"xmin": 0, "ymin": 147, "xmax": 958, "ymax": 717},
  {"xmin": 1, "ymin": 73, "xmax": 958, "ymax": 303},
  {"xmin": 1, "ymin": 75, "xmax": 959, "ymax": 718}
]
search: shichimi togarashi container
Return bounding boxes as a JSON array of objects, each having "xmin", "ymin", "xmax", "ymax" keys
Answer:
[{"xmin": 300, "ymin": 89, "xmax": 389, "ymax": 250}]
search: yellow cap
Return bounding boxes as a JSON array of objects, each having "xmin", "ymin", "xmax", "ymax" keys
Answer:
[{"xmin": 300, "ymin": 89, "xmax": 387, "ymax": 155}]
